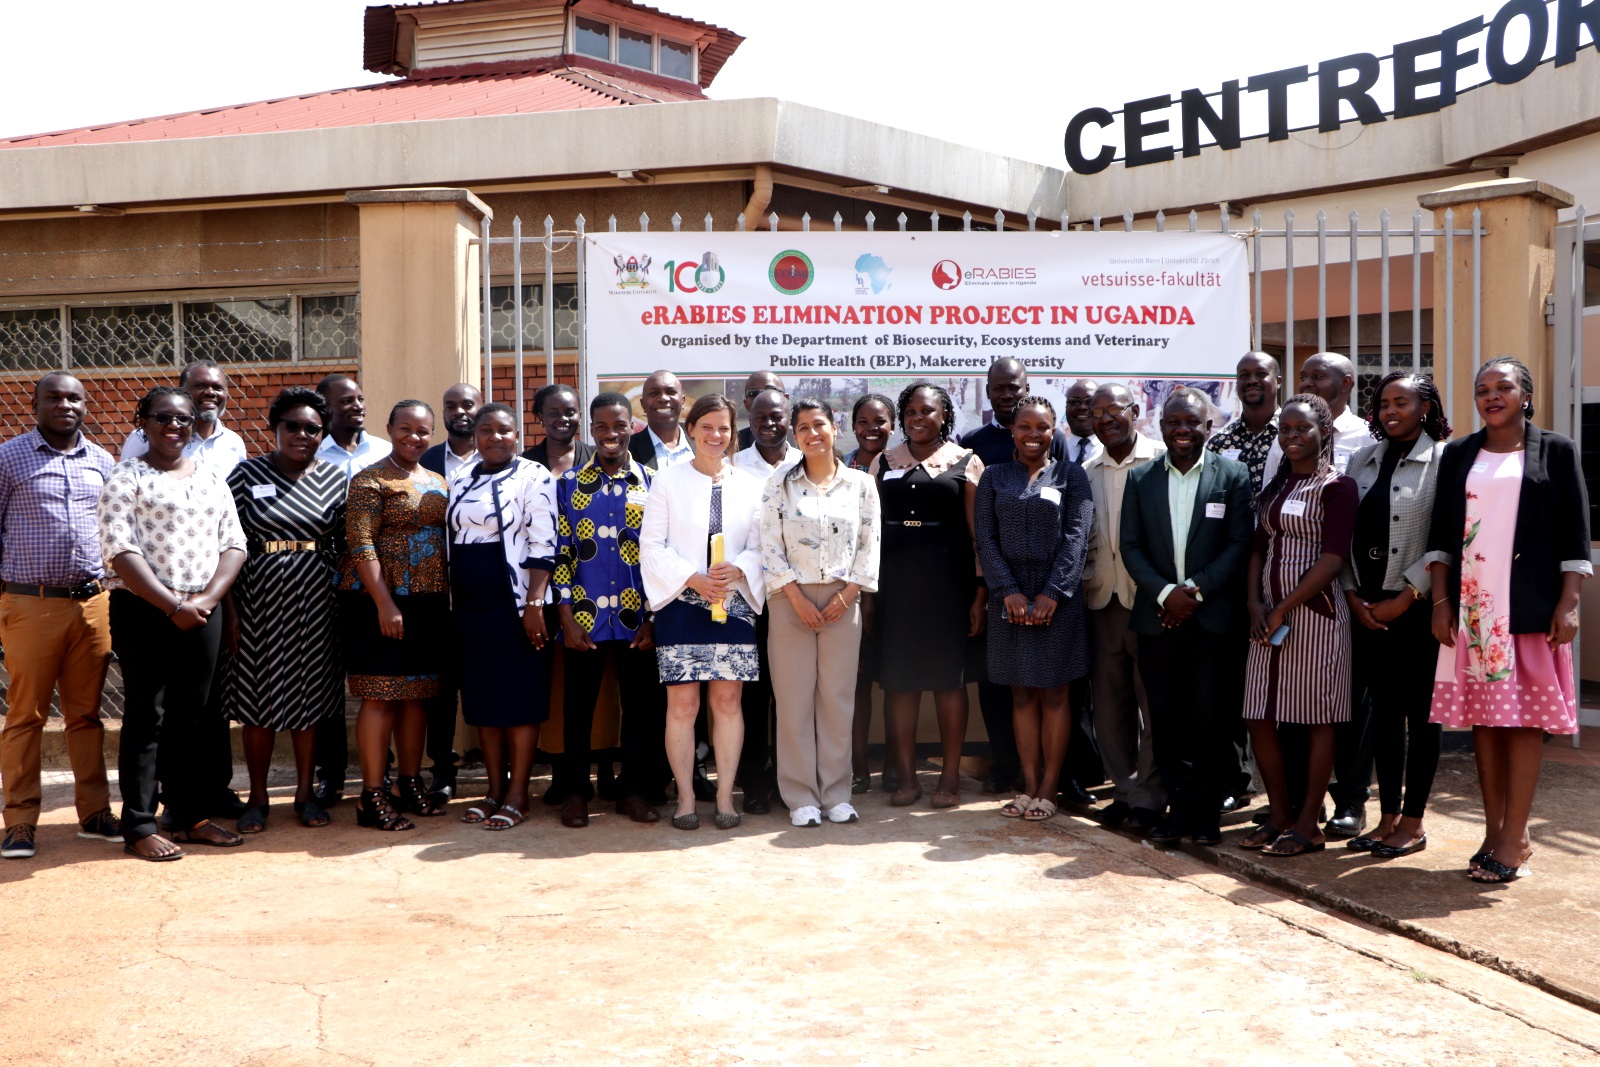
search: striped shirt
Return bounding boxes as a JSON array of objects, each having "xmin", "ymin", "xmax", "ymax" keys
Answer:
[{"xmin": 0, "ymin": 429, "xmax": 114, "ymax": 586}]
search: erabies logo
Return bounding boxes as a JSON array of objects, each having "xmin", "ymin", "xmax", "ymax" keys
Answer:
[
  {"xmin": 666, "ymin": 252, "xmax": 726, "ymax": 294},
  {"xmin": 932, "ymin": 260, "xmax": 961, "ymax": 290},
  {"xmin": 769, "ymin": 250, "xmax": 814, "ymax": 295}
]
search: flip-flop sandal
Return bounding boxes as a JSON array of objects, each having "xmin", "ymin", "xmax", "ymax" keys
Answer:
[
  {"xmin": 1261, "ymin": 829, "xmax": 1326, "ymax": 857},
  {"xmin": 1000, "ymin": 795, "xmax": 1033, "ymax": 818},
  {"xmin": 1023, "ymin": 797, "xmax": 1057, "ymax": 822},
  {"xmin": 124, "ymin": 837, "xmax": 184, "ymax": 862},
  {"xmin": 484, "ymin": 804, "xmax": 526, "ymax": 831},
  {"xmin": 460, "ymin": 798, "xmax": 501, "ymax": 824},
  {"xmin": 1240, "ymin": 825, "xmax": 1285, "ymax": 850},
  {"xmin": 293, "ymin": 800, "xmax": 331, "ymax": 828},
  {"xmin": 236, "ymin": 807, "xmax": 268, "ymax": 834}
]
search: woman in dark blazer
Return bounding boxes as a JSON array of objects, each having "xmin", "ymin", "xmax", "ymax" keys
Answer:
[{"xmin": 1424, "ymin": 357, "xmax": 1590, "ymax": 883}]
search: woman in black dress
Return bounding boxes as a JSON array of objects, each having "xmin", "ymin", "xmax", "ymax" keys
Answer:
[
  {"xmin": 870, "ymin": 382, "xmax": 985, "ymax": 808},
  {"xmin": 973, "ymin": 396, "xmax": 1092, "ymax": 821},
  {"xmin": 847, "ymin": 393, "xmax": 895, "ymax": 793},
  {"xmin": 448, "ymin": 404, "xmax": 558, "ymax": 831},
  {"xmin": 222, "ymin": 387, "xmax": 347, "ymax": 832}
]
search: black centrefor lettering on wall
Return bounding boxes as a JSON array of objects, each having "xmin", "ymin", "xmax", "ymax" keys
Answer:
[
  {"xmin": 1556, "ymin": 0, "xmax": 1600, "ymax": 66},
  {"xmin": 1392, "ymin": 17, "xmax": 1483, "ymax": 118},
  {"xmin": 1123, "ymin": 95, "xmax": 1175, "ymax": 167},
  {"xmin": 1065, "ymin": 107, "xmax": 1116, "ymax": 175},
  {"xmin": 1317, "ymin": 54, "xmax": 1386, "ymax": 131},
  {"xmin": 1486, "ymin": 0, "xmax": 1549, "ymax": 83},
  {"xmin": 1180, "ymin": 81, "xmax": 1241, "ymax": 157},
  {"xmin": 1245, "ymin": 65, "xmax": 1311, "ymax": 141}
]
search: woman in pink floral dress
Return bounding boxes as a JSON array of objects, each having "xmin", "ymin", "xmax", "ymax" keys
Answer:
[{"xmin": 1425, "ymin": 357, "xmax": 1590, "ymax": 883}]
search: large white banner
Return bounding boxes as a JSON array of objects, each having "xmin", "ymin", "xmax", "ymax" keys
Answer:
[{"xmin": 583, "ymin": 232, "xmax": 1249, "ymax": 447}]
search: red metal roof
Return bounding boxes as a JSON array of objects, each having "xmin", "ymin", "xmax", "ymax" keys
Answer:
[{"xmin": 0, "ymin": 60, "xmax": 698, "ymax": 150}]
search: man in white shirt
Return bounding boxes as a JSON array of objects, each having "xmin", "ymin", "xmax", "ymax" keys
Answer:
[
  {"xmin": 314, "ymin": 373, "xmax": 391, "ymax": 483},
  {"xmin": 1063, "ymin": 378, "xmax": 1105, "ymax": 467},
  {"xmin": 120, "ymin": 360, "xmax": 247, "ymax": 475},
  {"xmin": 1082, "ymin": 384, "xmax": 1166, "ymax": 832},
  {"xmin": 627, "ymin": 370, "xmax": 694, "ymax": 470},
  {"xmin": 1261, "ymin": 352, "xmax": 1368, "ymax": 484},
  {"xmin": 736, "ymin": 370, "xmax": 787, "ymax": 452},
  {"xmin": 732, "ymin": 389, "xmax": 800, "ymax": 480},
  {"xmin": 419, "ymin": 382, "xmax": 481, "ymax": 484}
]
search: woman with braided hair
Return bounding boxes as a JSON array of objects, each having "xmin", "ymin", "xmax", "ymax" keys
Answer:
[
  {"xmin": 869, "ymin": 381, "xmax": 985, "ymax": 808},
  {"xmin": 1240, "ymin": 393, "xmax": 1359, "ymax": 857}
]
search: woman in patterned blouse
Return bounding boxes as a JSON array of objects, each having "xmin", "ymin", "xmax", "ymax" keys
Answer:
[
  {"xmin": 98, "ymin": 386, "xmax": 247, "ymax": 861},
  {"xmin": 760, "ymin": 398, "xmax": 880, "ymax": 827},
  {"xmin": 340, "ymin": 400, "xmax": 451, "ymax": 831}
]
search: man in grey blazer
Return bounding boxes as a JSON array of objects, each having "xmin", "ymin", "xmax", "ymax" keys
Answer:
[{"xmin": 1120, "ymin": 389, "xmax": 1255, "ymax": 845}]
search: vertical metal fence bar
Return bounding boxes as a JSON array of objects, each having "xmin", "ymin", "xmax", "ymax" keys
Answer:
[
  {"xmin": 1027, "ymin": 210, "xmax": 1037, "ymax": 232},
  {"xmin": 1092, "ymin": 213, "xmax": 1101, "ymax": 232},
  {"xmin": 1412, "ymin": 209, "xmax": 1423, "ymax": 373},
  {"xmin": 1188, "ymin": 210, "xmax": 1198, "ymax": 233},
  {"xmin": 737, "ymin": 212, "xmax": 746, "ymax": 232},
  {"xmin": 511, "ymin": 215, "xmax": 523, "ymax": 435},
  {"xmin": 704, "ymin": 213, "xmax": 713, "ymax": 233},
  {"xmin": 1060, "ymin": 212, "xmax": 1069, "ymax": 231},
  {"xmin": 768, "ymin": 212, "xmax": 779, "ymax": 233},
  {"xmin": 480, "ymin": 215, "xmax": 492, "ymax": 393},
  {"xmin": 1349, "ymin": 212, "xmax": 1359, "ymax": 373},
  {"xmin": 1380, "ymin": 209, "xmax": 1391, "ymax": 378},
  {"xmin": 834, "ymin": 211, "xmax": 843, "ymax": 233},
  {"xmin": 1316, "ymin": 211, "xmax": 1327, "ymax": 353},
  {"xmin": 866, "ymin": 211, "xmax": 876, "ymax": 233},
  {"xmin": 1284, "ymin": 210, "xmax": 1295, "ymax": 363},
  {"xmin": 1252, "ymin": 210, "xmax": 1263, "ymax": 351},
  {"xmin": 639, "ymin": 212, "xmax": 649, "ymax": 233},
  {"xmin": 995, "ymin": 209, "xmax": 1006, "ymax": 231},
  {"xmin": 1444, "ymin": 208, "xmax": 1455, "ymax": 429},
  {"xmin": 575, "ymin": 214, "xmax": 587, "ymax": 410},
  {"xmin": 1221, "ymin": 205, "xmax": 1231, "ymax": 234},
  {"xmin": 1123, "ymin": 211, "xmax": 1133, "ymax": 232},
  {"xmin": 899, "ymin": 213, "xmax": 908, "ymax": 232},
  {"xmin": 1573, "ymin": 207, "xmax": 1588, "ymax": 747},
  {"xmin": 671, "ymin": 212, "xmax": 681, "ymax": 233},
  {"xmin": 542, "ymin": 215, "xmax": 554, "ymax": 440},
  {"xmin": 931, "ymin": 211, "xmax": 940, "ymax": 232},
  {"xmin": 1155, "ymin": 210, "xmax": 1166, "ymax": 233},
  {"xmin": 608, "ymin": 214, "xmax": 616, "ymax": 233},
  {"xmin": 802, "ymin": 212, "xmax": 811, "ymax": 232},
  {"xmin": 963, "ymin": 211, "xmax": 973, "ymax": 232},
  {"xmin": 1472, "ymin": 207, "xmax": 1483, "ymax": 430}
]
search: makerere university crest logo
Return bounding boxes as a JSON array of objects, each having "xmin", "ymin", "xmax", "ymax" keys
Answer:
[{"xmin": 612, "ymin": 253, "xmax": 652, "ymax": 290}]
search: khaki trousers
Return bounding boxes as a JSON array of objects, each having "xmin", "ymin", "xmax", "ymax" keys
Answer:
[
  {"xmin": 768, "ymin": 581, "xmax": 860, "ymax": 812},
  {"xmin": 1088, "ymin": 601, "xmax": 1164, "ymax": 812},
  {"xmin": 0, "ymin": 591, "xmax": 113, "ymax": 826}
]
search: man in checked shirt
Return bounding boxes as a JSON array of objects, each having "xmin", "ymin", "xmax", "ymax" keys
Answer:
[{"xmin": 0, "ymin": 373, "xmax": 123, "ymax": 859}]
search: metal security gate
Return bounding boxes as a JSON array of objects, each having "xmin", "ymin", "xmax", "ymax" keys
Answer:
[{"xmin": 1554, "ymin": 208, "xmax": 1593, "ymax": 735}]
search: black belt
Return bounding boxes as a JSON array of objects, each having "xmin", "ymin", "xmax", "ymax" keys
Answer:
[
  {"xmin": 887, "ymin": 520, "xmax": 942, "ymax": 528},
  {"xmin": 2, "ymin": 579, "xmax": 104, "ymax": 600}
]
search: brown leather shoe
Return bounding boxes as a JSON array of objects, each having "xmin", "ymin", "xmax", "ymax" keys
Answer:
[
  {"xmin": 560, "ymin": 794, "xmax": 589, "ymax": 828},
  {"xmin": 615, "ymin": 795, "xmax": 660, "ymax": 824}
]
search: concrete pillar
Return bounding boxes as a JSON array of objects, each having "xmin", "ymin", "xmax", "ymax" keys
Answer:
[
  {"xmin": 1418, "ymin": 178, "xmax": 1572, "ymax": 427},
  {"xmin": 345, "ymin": 187, "xmax": 491, "ymax": 428}
]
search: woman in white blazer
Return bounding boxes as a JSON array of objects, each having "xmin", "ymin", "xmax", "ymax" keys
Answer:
[{"xmin": 640, "ymin": 392, "xmax": 766, "ymax": 830}]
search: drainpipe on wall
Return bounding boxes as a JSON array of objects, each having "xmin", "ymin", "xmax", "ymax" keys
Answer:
[{"xmin": 743, "ymin": 164, "xmax": 773, "ymax": 225}]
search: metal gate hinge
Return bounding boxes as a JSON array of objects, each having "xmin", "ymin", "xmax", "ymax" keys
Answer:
[{"xmin": 1545, "ymin": 293, "xmax": 1558, "ymax": 326}]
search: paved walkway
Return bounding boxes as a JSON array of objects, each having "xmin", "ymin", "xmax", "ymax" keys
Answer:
[{"xmin": 4, "ymin": 762, "xmax": 1599, "ymax": 1066}]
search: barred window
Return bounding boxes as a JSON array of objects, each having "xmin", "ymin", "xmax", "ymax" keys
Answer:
[
  {"xmin": 183, "ymin": 298, "xmax": 292, "ymax": 363},
  {"xmin": 1356, "ymin": 348, "xmax": 1434, "ymax": 418},
  {"xmin": 302, "ymin": 295, "xmax": 359, "ymax": 361},
  {"xmin": 489, "ymin": 283, "xmax": 578, "ymax": 352},
  {"xmin": 0, "ymin": 309, "xmax": 62, "ymax": 371},
  {"xmin": 69, "ymin": 304, "xmax": 175, "ymax": 368}
]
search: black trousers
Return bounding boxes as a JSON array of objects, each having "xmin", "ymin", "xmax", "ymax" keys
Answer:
[
  {"xmin": 555, "ymin": 640, "xmax": 666, "ymax": 801},
  {"xmin": 422, "ymin": 613, "xmax": 467, "ymax": 781},
  {"xmin": 111, "ymin": 590, "xmax": 223, "ymax": 841},
  {"xmin": 738, "ymin": 614, "xmax": 775, "ymax": 797},
  {"xmin": 1213, "ymin": 632, "xmax": 1254, "ymax": 797},
  {"xmin": 1139, "ymin": 624, "xmax": 1243, "ymax": 836},
  {"xmin": 313, "ymin": 705, "xmax": 349, "ymax": 788},
  {"xmin": 977, "ymin": 679, "xmax": 1020, "ymax": 785},
  {"xmin": 1353, "ymin": 596, "xmax": 1441, "ymax": 819},
  {"xmin": 1065, "ymin": 677, "xmax": 1104, "ymax": 788},
  {"xmin": 1328, "ymin": 670, "xmax": 1376, "ymax": 813}
]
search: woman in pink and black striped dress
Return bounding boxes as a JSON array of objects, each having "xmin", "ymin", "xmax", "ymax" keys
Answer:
[{"xmin": 1240, "ymin": 394, "xmax": 1359, "ymax": 858}]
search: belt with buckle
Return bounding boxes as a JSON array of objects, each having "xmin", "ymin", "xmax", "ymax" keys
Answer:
[
  {"xmin": 261, "ymin": 540, "xmax": 320, "ymax": 553},
  {"xmin": 2, "ymin": 579, "xmax": 104, "ymax": 600},
  {"xmin": 888, "ymin": 520, "xmax": 941, "ymax": 528},
  {"xmin": 1367, "ymin": 547, "xmax": 1382, "ymax": 560}
]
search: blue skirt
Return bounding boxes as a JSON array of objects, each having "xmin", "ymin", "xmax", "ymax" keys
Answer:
[
  {"xmin": 654, "ymin": 588, "xmax": 759, "ymax": 683},
  {"xmin": 451, "ymin": 542, "xmax": 552, "ymax": 727}
]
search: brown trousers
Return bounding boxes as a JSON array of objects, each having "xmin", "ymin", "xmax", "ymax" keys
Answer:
[
  {"xmin": 768, "ymin": 581, "xmax": 860, "ymax": 812},
  {"xmin": 0, "ymin": 591, "xmax": 113, "ymax": 826}
]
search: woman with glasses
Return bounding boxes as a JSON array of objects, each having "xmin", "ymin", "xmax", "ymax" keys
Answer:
[
  {"xmin": 98, "ymin": 386, "xmax": 247, "ymax": 861},
  {"xmin": 220, "ymin": 387, "xmax": 348, "ymax": 833}
]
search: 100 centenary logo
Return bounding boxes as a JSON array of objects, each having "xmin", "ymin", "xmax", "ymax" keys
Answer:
[{"xmin": 665, "ymin": 252, "xmax": 726, "ymax": 294}]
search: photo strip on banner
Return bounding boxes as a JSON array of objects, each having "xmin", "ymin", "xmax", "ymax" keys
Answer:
[{"xmin": 584, "ymin": 232, "xmax": 1251, "ymax": 449}]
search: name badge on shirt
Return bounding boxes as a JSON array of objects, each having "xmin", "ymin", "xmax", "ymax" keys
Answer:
[
  {"xmin": 1281, "ymin": 499, "xmax": 1307, "ymax": 517},
  {"xmin": 882, "ymin": 468, "xmax": 908, "ymax": 480},
  {"xmin": 1039, "ymin": 486, "xmax": 1062, "ymax": 505},
  {"xmin": 1470, "ymin": 461, "xmax": 1489, "ymax": 474},
  {"xmin": 1333, "ymin": 453, "xmax": 1350, "ymax": 472},
  {"xmin": 1221, "ymin": 449, "xmax": 1242, "ymax": 462},
  {"xmin": 251, "ymin": 484, "xmax": 277, "ymax": 500},
  {"xmin": 1205, "ymin": 502, "xmax": 1226, "ymax": 519},
  {"xmin": 626, "ymin": 488, "xmax": 649, "ymax": 506}
]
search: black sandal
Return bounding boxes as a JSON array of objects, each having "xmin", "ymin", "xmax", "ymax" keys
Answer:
[
  {"xmin": 396, "ymin": 776, "xmax": 446, "ymax": 818},
  {"xmin": 356, "ymin": 787, "xmax": 414, "ymax": 832},
  {"xmin": 237, "ymin": 806, "xmax": 268, "ymax": 834},
  {"xmin": 293, "ymin": 800, "xmax": 331, "ymax": 828},
  {"xmin": 1261, "ymin": 828, "xmax": 1326, "ymax": 857}
]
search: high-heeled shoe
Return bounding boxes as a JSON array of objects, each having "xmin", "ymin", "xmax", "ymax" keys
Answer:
[
  {"xmin": 396, "ymin": 776, "xmax": 445, "ymax": 818},
  {"xmin": 355, "ymin": 787, "xmax": 413, "ymax": 832}
]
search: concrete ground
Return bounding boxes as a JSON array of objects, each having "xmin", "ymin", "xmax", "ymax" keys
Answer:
[{"xmin": 5, "ymin": 762, "xmax": 1600, "ymax": 1066}]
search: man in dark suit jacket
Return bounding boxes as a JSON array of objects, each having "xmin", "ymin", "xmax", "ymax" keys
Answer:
[
  {"xmin": 1120, "ymin": 388, "xmax": 1254, "ymax": 845},
  {"xmin": 628, "ymin": 370, "xmax": 693, "ymax": 470},
  {"xmin": 419, "ymin": 382, "xmax": 482, "ymax": 485}
]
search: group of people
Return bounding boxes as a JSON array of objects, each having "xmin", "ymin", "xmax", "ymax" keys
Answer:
[{"xmin": 0, "ymin": 350, "xmax": 1583, "ymax": 886}]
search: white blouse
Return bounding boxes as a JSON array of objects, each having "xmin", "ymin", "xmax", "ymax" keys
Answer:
[
  {"xmin": 446, "ymin": 457, "xmax": 558, "ymax": 609},
  {"xmin": 640, "ymin": 460, "xmax": 766, "ymax": 613},
  {"xmin": 97, "ymin": 458, "xmax": 246, "ymax": 594},
  {"xmin": 760, "ymin": 466, "xmax": 880, "ymax": 593}
]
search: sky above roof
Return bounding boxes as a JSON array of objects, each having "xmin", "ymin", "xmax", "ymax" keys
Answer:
[{"xmin": 4, "ymin": 0, "xmax": 1520, "ymax": 167}]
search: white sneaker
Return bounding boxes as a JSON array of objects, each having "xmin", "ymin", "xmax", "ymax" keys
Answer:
[
  {"xmin": 791, "ymin": 805, "xmax": 822, "ymax": 827},
  {"xmin": 826, "ymin": 803, "xmax": 859, "ymax": 824}
]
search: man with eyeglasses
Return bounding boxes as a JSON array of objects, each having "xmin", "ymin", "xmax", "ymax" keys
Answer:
[
  {"xmin": 120, "ymin": 360, "xmax": 247, "ymax": 475},
  {"xmin": 1081, "ymin": 383, "xmax": 1167, "ymax": 834},
  {"xmin": 735, "ymin": 370, "xmax": 787, "ymax": 452},
  {"xmin": 0, "ymin": 373, "xmax": 123, "ymax": 859}
]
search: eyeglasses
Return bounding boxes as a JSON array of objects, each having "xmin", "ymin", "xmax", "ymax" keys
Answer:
[
  {"xmin": 744, "ymin": 389, "xmax": 766, "ymax": 399},
  {"xmin": 280, "ymin": 419, "xmax": 324, "ymax": 436},
  {"xmin": 148, "ymin": 412, "xmax": 195, "ymax": 427},
  {"xmin": 1089, "ymin": 404, "xmax": 1130, "ymax": 420}
]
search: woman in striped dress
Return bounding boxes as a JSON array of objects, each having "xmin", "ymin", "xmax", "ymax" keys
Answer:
[
  {"xmin": 222, "ymin": 387, "xmax": 348, "ymax": 832},
  {"xmin": 1241, "ymin": 394, "xmax": 1359, "ymax": 857}
]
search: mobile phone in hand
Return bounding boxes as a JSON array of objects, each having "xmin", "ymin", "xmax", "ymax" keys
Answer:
[{"xmin": 1268, "ymin": 622, "xmax": 1291, "ymax": 647}]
